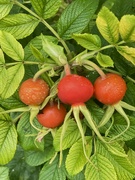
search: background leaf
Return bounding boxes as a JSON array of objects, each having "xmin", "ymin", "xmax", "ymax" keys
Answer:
[
  {"xmin": 85, "ymin": 153, "xmax": 117, "ymax": 180},
  {"xmin": 96, "ymin": 6, "xmax": 119, "ymax": 44},
  {"xmin": 1, "ymin": 64, "xmax": 24, "ymax": 99},
  {"xmin": 17, "ymin": 112, "xmax": 44, "ymax": 151},
  {"xmin": 25, "ymin": 134, "xmax": 55, "ymax": 166},
  {"xmin": 30, "ymin": 0, "xmax": 62, "ymax": 19},
  {"xmin": 7, "ymin": 145, "xmax": 40, "ymax": 180},
  {"xmin": 57, "ymin": 0, "xmax": 99, "ymax": 39},
  {"xmin": 0, "ymin": 13, "xmax": 39, "ymax": 39},
  {"xmin": 0, "ymin": 0, "xmax": 13, "ymax": 20},
  {"xmin": 72, "ymin": 33, "xmax": 101, "ymax": 50},
  {"xmin": 39, "ymin": 155, "xmax": 66, "ymax": 180},
  {"xmin": 111, "ymin": 0, "xmax": 135, "ymax": 19},
  {"xmin": 0, "ymin": 93, "xmax": 24, "ymax": 110},
  {"xmin": 108, "ymin": 113, "xmax": 135, "ymax": 141},
  {"xmin": 0, "ymin": 31, "xmax": 24, "ymax": 61}
]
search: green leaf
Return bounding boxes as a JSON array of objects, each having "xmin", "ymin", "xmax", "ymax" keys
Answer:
[
  {"xmin": 124, "ymin": 82, "xmax": 135, "ymax": 106},
  {"xmin": 96, "ymin": 140, "xmax": 135, "ymax": 180},
  {"xmin": 66, "ymin": 137, "xmax": 92, "ymax": 176},
  {"xmin": 0, "ymin": 0, "xmax": 13, "ymax": 20},
  {"xmin": 0, "ymin": 13, "xmax": 39, "ymax": 39},
  {"xmin": 57, "ymin": 0, "xmax": 99, "ymax": 39},
  {"xmin": 85, "ymin": 153, "xmax": 117, "ymax": 180},
  {"xmin": 111, "ymin": 0, "xmax": 135, "ymax": 19},
  {"xmin": 30, "ymin": 0, "xmax": 62, "ymax": 19},
  {"xmin": 17, "ymin": 112, "xmax": 44, "ymax": 151},
  {"xmin": 116, "ymin": 46, "xmax": 135, "ymax": 65},
  {"xmin": 53, "ymin": 120, "xmax": 82, "ymax": 151},
  {"xmin": 39, "ymin": 155, "xmax": 66, "ymax": 180},
  {"xmin": 108, "ymin": 113, "xmax": 135, "ymax": 141},
  {"xmin": 42, "ymin": 36, "xmax": 67, "ymax": 65},
  {"xmin": 0, "ymin": 120, "xmax": 17, "ymax": 165},
  {"xmin": 0, "ymin": 166, "xmax": 9, "ymax": 180},
  {"xmin": 96, "ymin": 52, "xmax": 114, "ymax": 67},
  {"xmin": 25, "ymin": 133, "xmax": 55, "ymax": 166},
  {"xmin": 1, "ymin": 64, "xmax": 24, "ymax": 99},
  {"xmin": 0, "ymin": 31, "xmax": 24, "ymax": 61},
  {"xmin": 119, "ymin": 15, "xmax": 135, "ymax": 42},
  {"xmin": 96, "ymin": 6, "xmax": 119, "ymax": 44},
  {"xmin": 25, "ymin": 147, "xmax": 55, "ymax": 166},
  {"xmin": 7, "ymin": 145, "xmax": 40, "ymax": 180},
  {"xmin": 0, "ymin": 93, "xmax": 24, "ymax": 110},
  {"xmin": 24, "ymin": 34, "xmax": 57, "ymax": 62},
  {"xmin": 72, "ymin": 33, "xmax": 101, "ymax": 50}
]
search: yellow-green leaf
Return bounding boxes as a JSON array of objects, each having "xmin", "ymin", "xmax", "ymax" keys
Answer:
[
  {"xmin": 117, "ymin": 46, "xmax": 135, "ymax": 65},
  {"xmin": 72, "ymin": 33, "xmax": 101, "ymax": 50},
  {"xmin": 96, "ymin": 6, "xmax": 119, "ymax": 44},
  {"xmin": 1, "ymin": 64, "xmax": 25, "ymax": 99},
  {"xmin": 85, "ymin": 153, "xmax": 117, "ymax": 180},
  {"xmin": 0, "ymin": 0, "xmax": 13, "ymax": 19},
  {"xmin": 0, "ymin": 120, "xmax": 17, "ymax": 165},
  {"xmin": 0, "ymin": 49, "xmax": 5, "ymax": 63},
  {"xmin": 0, "ymin": 68, "xmax": 7, "ymax": 94},
  {"xmin": 66, "ymin": 137, "xmax": 92, "ymax": 176},
  {"xmin": 119, "ymin": 15, "xmax": 135, "ymax": 42},
  {"xmin": 96, "ymin": 52, "xmax": 114, "ymax": 67},
  {"xmin": 0, "ymin": 166, "xmax": 9, "ymax": 180},
  {"xmin": 0, "ymin": 13, "xmax": 39, "ymax": 39},
  {"xmin": 0, "ymin": 31, "xmax": 24, "ymax": 61}
]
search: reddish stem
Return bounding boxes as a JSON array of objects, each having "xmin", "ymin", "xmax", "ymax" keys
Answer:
[{"xmin": 64, "ymin": 64, "xmax": 71, "ymax": 75}]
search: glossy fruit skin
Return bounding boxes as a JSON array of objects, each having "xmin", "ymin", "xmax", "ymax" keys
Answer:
[
  {"xmin": 19, "ymin": 78, "xmax": 49, "ymax": 106},
  {"xmin": 57, "ymin": 74, "xmax": 94, "ymax": 105},
  {"xmin": 94, "ymin": 73, "xmax": 127, "ymax": 105},
  {"xmin": 37, "ymin": 103, "xmax": 66, "ymax": 128}
]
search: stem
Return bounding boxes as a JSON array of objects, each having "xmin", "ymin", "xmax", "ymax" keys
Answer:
[
  {"xmin": 83, "ymin": 60, "xmax": 106, "ymax": 79},
  {"xmin": 120, "ymin": 101, "xmax": 135, "ymax": 111},
  {"xmin": 29, "ymin": 106, "xmax": 41, "ymax": 131},
  {"xmin": 64, "ymin": 63, "xmax": 71, "ymax": 75},
  {"xmin": 109, "ymin": 103, "xmax": 130, "ymax": 142},
  {"xmin": 73, "ymin": 106, "xmax": 91, "ymax": 163},
  {"xmin": 79, "ymin": 105, "xmax": 108, "ymax": 143},
  {"xmin": 59, "ymin": 108, "xmax": 72, "ymax": 166},
  {"xmin": 35, "ymin": 128, "xmax": 51, "ymax": 142},
  {"xmin": 33, "ymin": 66, "xmax": 53, "ymax": 81},
  {"xmin": 0, "ymin": 106, "xmax": 30, "ymax": 114},
  {"xmin": 12, "ymin": 111, "xmax": 26, "ymax": 123},
  {"xmin": 81, "ymin": 44, "xmax": 115, "ymax": 60},
  {"xmin": 105, "ymin": 116, "xmax": 114, "ymax": 137},
  {"xmin": 98, "ymin": 105, "xmax": 115, "ymax": 128},
  {"xmin": 12, "ymin": 0, "xmax": 71, "ymax": 55},
  {"xmin": 126, "ymin": 76, "xmax": 135, "ymax": 84}
]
